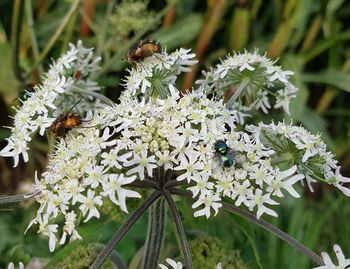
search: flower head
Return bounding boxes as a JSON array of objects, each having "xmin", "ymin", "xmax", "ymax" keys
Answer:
[
  {"xmin": 313, "ymin": 245, "xmax": 350, "ymax": 269},
  {"xmin": 122, "ymin": 48, "xmax": 197, "ymax": 98},
  {"xmin": 196, "ymin": 49, "xmax": 297, "ymax": 119},
  {"xmin": 0, "ymin": 41, "xmax": 102, "ymax": 167}
]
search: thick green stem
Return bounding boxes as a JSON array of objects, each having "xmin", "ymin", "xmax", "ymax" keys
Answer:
[
  {"xmin": 89, "ymin": 191, "xmax": 161, "ymax": 269},
  {"xmin": 164, "ymin": 190, "xmax": 193, "ymax": 269},
  {"xmin": 141, "ymin": 198, "xmax": 167, "ymax": 269}
]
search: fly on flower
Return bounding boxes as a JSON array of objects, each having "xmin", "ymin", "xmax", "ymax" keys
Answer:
[
  {"xmin": 214, "ymin": 140, "xmax": 235, "ymax": 168},
  {"xmin": 125, "ymin": 39, "xmax": 162, "ymax": 67},
  {"xmin": 48, "ymin": 97, "xmax": 84, "ymax": 138},
  {"xmin": 11, "ymin": 87, "xmax": 34, "ymax": 106}
]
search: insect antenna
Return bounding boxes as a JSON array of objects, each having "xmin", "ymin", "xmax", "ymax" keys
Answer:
[
  {"xmin": 152, "ymin": 53, "xmax": 166, "ymax": 63},
  {"xmin": 76, "ymin": 125, "xmax": 99, "ymax": 129},
  {"xmin": 66, "ymin": 96, "xmax": 85, "ymax": 114},
  {"xmin": 137, "ymin": 62, "xmax": 151, "ymax": 76}
]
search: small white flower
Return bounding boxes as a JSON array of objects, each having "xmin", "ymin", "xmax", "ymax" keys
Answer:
[
  {"xmin": 266, "ymin": 166, "xmax": 304, "ymax": 198},
  {"xmin": 231, "ymin": 180, "xmax": 253, "ymax": 207},
  {"xmin": 35, "ymin": 214, "xmax": 59, "ymax": 252},
  {"xmin": 78, "ymin": 190, "xmax": 103, "ymax": 222},
  {"xmin": 159, "ymin": 258, "xmax": 183, "ymax": 269},
  {"xmin": 312, "ymin": 244, "xmax": 350, "ymax": 269},
  {"xmin": 125, "ymin": 150, "xmax": 157, "ymax": 180},
  {"xmin": 101, "ymin": 174, "xmax": 141, "ymax": 213},
  {"xmin": 158, "ymin": 258, "xmax": 223, "ymax": 269},
  {"xmin": 187, "ymin": 174, "xmax": 214, "ymax": 197},
  {"xmin": 249, "ymin": 189, "xmax": 278, "ymax": 219},
  {"xmin": 174, "ymin": 155, "xmax": 204, "ymax": 182},
  {"xmin": 60, "ymin": 211, "xmax": 81, "ymax": 245},
  {"xmin": 192, "ymin": 192, "xmax": 222, "ymax": 218}
]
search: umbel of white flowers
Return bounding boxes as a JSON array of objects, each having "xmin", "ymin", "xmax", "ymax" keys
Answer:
[
  {"xmin": 0, "ymin": 41, "xmax": 349, "ymax": 264},
  {"xmin": 159, "ymin": 245, "xmax": 350, "ymax": 269}
]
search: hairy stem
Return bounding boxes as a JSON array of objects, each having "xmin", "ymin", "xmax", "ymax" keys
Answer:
[
  {"xmin": 163, "ymin": 190, "xmax": 193, "ymax": 269},
  {"xmin": 25, "ymin": 0, "xmax": 82, "ymax": 78},
  {"xmin": 89, "ymin": 191, "xmax": 161, "ymax": 269},
  {"xmin": 25, "ymin": 0, "xmax": 43, "ymax": 75},
  {"xmin": 11, "ymin": 0, "xmax": 25, "ymax": 82},
  {"xmin": 170, "ymin": 188, "xmax": 324, "ymax": 266},
  {"xmin": 0, "ymin": 191, "xmax": 40, "ymax": 205},
  {"xmin": 141, "ymin": 198, "xmax": 167, "ymax": 269}
]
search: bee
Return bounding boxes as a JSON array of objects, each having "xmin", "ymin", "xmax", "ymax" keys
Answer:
[
  {"xmin": 214, "ymin": 140, "xmax": 235, "ymax": 168},
  {"xmin": 125, "ymin": 39, "xmax": 162, "ymax": 67},
  {"xmin": 49, "ymin": 98, "xmax": 84, "ymax": 138}
]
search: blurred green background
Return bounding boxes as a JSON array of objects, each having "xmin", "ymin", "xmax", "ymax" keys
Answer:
[{"xmin": 0, "ymin": 0, "xmax": 349, "ymax": 268}]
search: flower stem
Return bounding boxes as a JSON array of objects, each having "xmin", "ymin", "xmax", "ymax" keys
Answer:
[
  {"xmin": 24, "ymin": 0, "xmax": 82, "ymax": 79},
  {"xmin": 170, "ymin": 188, "xmax": 324, "ymax": 266},
  {"xmin": 11, "ymin": 0, "xmax": 25, "ymax": 83},
  {"xmin": 25, "ymin": 0, "xmax": 43, "ymax": 75},
  {"xmin": 0, "ymin": 191, "xmax": 40, "ymax": 205},
  {"xmin": 89, "ymin": 191, "xmax": 161, "ymax": 269},
  {"xmin": 226, "ymin": 78, "xmax": 250, "ymax": 109},
  {"xmin": 141, "ymin": 198, "xmax": 167, "ymax": 269},
  {"xmin": 163, "ymin": 190, "xmax": 193, "ymax": 269}
]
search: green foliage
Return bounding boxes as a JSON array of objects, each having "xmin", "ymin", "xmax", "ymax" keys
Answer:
[
  {"xmin": 45, "ymin": 242, "xmax": 114, "ymax": 269},
  {"xmin": 110, "ymin": 0, "xmax": 156, "ymax": 41},
  {"xmin": 99, "ymin": 197, "xmax": 124, "ymax": 223},
  {"xmin": 189, "ymin": 236, "xmax": 249, "ymax": 269}
]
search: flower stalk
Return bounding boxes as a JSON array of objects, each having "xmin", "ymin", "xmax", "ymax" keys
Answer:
[
  {"xmin": 141, "ymin": 198, "xmax": 167, "ymax": 269},
  {"xmin": 164, "ymin": 190, "xmax": 193, "ymax": 269},
  {"xmin": 90, "ymin": 191, "xmax": 161, "ymax": 269}
]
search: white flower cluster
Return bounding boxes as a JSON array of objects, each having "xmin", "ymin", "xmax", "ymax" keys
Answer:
[
  {"xmin": 160, "ymin": 245, "xmax": 350, "ymax": 269},
  {"xmin": 246, "ymin": 122, "xmax": 350, "ymax": 196},
  {"xmin": 106, "ymin": 90, "xmax": 299, "ymax": 220},
  {"xmin": 7, "ymin": 42, "xmax": 348, "ymax": 259},
  {"xmin": 312, "ymin": 245, "xmax": 350, "ymax": 269},
  {"xmin": 27, "ymin": 89, "xmax": 309, "ymax": 251},
  {"xmin": 159, "ymin": 258, "xmax": 222, "ymax": 269},
  {"xmin": 122, "ymin": 48, "xmax": 197, "ymax": 98},
  {"xmin": 0, "ymin": 41, "xmax": 101, "ymax": 167},
  {"xmin": 196, "ymin": 50, "xmax": 297, "ymax": 117},
  {"xmin": 26, "ymin": 113, "xmax": 141, "ymax": 251}
]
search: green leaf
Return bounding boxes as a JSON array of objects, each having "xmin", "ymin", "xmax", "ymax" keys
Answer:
[
  {"xmin": 0, "ymin": 42, "xmax": 20, "ymax": 103},
  {"xmin": 301, "ymin": 69, "xmax": 350, "ymax": 92},
  {"xmin": 298, "ymin": 107, "xmax": 335, "ymax": 150},
  {"xmin": 227, "ymin": 214, "xmax": 264, "ymax": 269},
  {"xmin": 152, "ymin": 14, "xmax": 202, "ymax": 50}
]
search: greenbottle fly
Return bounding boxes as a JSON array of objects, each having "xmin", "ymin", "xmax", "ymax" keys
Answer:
[{"xmin": 214, "ymin": 140, "xmax": 235, "ymax": 168}]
